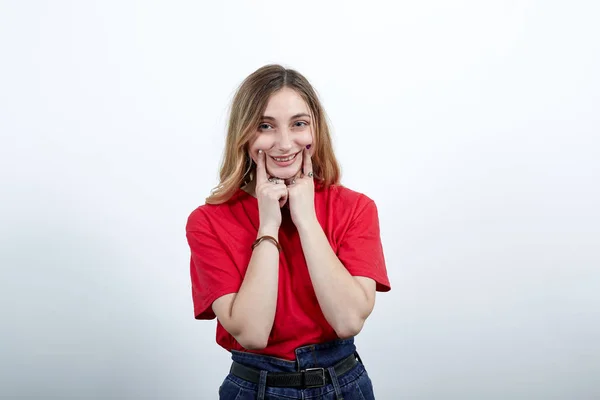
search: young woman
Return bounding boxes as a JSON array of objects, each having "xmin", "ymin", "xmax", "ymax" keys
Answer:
[{"xmin": 186, "ymin": 64, "xmax": 391, "ymax": 399}]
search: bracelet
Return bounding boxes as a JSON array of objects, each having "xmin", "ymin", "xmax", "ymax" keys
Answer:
[{"xmin": 251, "ymin": 235, "xmax": 281, "ymax": 252}]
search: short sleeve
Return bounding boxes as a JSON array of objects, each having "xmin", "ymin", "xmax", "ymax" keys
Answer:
[
  {"xmin": 186, "ymin": 209, "xmax": 243, "ymax": 319},
  {"xmin": 337, "ymin": 198, "xmax": 391, "ymax": 292}
]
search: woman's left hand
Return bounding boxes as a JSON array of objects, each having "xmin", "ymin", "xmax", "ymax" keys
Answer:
[{"xmin": 287, "ymin": 147, "xmax": 317, "ymax": 230}]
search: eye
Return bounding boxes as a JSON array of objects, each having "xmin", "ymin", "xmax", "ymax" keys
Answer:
[
  {"xmin": 294, "ymin": 121, "xmax": 308, "ymax": 128},
  {"xmin": 258, "ymin": 123, "xmax": 272, "ymax": 131}
]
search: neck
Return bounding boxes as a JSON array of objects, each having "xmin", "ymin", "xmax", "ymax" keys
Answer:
[{"xmin": 241, "ymin": 179, "xmax": 256, "ymax": 197}]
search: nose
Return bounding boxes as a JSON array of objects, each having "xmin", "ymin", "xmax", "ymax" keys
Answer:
[{"xmin": 276, "ymin": 128, "xmax": 293, "ymax": 152}]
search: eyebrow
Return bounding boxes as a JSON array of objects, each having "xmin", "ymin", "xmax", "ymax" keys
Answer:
[{"xmin": 261, "ymin": 113, "xmax": 311, "ymax": 121}]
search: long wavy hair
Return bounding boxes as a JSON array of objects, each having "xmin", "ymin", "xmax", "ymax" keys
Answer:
[{"xmin": 206, "ymin": 64, "xmax": 341, "ymax": 204}]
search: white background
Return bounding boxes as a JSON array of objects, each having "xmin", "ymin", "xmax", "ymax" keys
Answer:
[{"xmin": 1, "ymin": 1, "xmax": 599, "ymax": 399}]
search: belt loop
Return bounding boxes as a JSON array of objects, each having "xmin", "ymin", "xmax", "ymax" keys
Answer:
[
  {"xmin": 355, "ymin": 351, "xmax": 364, "ymax": 366},
  {"xmin": 257, "ymin": 370, "xmax": 268, "ymax": 400},
  {"xmin": 327, "ymin": 366, "xmax": 344, "ymax": 400}
]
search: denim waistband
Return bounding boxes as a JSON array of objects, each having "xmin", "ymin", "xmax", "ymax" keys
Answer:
[{"xmin": 230, "ymin": 338, "xmax": 357, "ymax": 372}]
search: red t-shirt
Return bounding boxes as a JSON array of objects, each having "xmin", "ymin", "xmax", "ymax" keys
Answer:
[{"xmin": 185, "ymin": 183, "xmax": 391, "ymax": 360}]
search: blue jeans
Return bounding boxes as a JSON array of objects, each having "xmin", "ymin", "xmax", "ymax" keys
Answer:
[{"xmin": 218, "ymin": 338, "xmax": 376, "ymax": 399}]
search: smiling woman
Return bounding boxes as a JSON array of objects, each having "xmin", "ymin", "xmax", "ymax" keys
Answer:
[
  {"xmin": 248, "ymin": 89, "xmax": 313, "ymax": 184},
  {"xmin": 185, "ymin": 64, "xmax": 391, "ymax": 400},
  {"xmin": 205, "ymin": 65, "xmax": 341, "ymax": 205}
]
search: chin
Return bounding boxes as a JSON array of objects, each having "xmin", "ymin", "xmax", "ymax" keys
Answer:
[{"xmin": 268, "ymin": 167, "xmax": 301, "ymax": 180}]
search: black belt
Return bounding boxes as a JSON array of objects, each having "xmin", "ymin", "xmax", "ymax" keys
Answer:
[{"xmin": 229, "ymin": 352, "xmax": 359, "ymax": 388}]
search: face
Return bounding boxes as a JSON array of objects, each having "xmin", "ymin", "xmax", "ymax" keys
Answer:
[{"xmin": 248, "ymin": 87, "xmax": 313, "ymax": 180}]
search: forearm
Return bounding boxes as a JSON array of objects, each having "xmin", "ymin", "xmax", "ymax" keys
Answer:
[
  {"xmin": 230, "ymin": 227, "xmax": 279, "ymax": 348},
  {"xmin": 298, "ymin": 219, "xmax": 372, "ymax": 338}
]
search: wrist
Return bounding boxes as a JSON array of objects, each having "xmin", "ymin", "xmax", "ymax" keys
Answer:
[
  {"xmin": 251, "ymin": 235, "xmax": 281, "ymax": 253},
  {"xmin": 295, "ymin": 216, "xmax": 320, "ymax": 235},
  {"xmin": 258, "ymin": 226, "xmax": 279, "ymax": 238}
]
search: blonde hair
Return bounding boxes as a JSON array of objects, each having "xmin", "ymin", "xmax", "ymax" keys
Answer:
[{"xmin": 206, "ymin": 64, "xmax": 341, "ymax": 204}]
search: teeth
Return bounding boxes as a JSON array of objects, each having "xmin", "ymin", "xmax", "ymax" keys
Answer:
[{"xmin": 272, "ymin": 154, "xmax": 296, "ymax": 162}]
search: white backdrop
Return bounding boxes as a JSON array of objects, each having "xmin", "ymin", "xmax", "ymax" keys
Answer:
[{"xmin": 1, "ymin": 1, "xmax": 599, "ymax": 399}]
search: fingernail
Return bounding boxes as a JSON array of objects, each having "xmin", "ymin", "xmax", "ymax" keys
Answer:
[
  {"xmin": 306, "ymin": 145, "xmax": 311, "ymax": 150},
  {"xmin": 258, "ymin": 149, "xmax": 262, "ymax": 154}
]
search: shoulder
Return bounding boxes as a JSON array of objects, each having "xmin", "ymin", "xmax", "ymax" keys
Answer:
[
  {"xmin": 320, "ymin": 184, "xmax": 377, "ymax": 212},
  {"xmin": 186, "ymin": 189, "xmax": 246, "ymax": 232},
  {"xmin": 186, "ymin": 204, "xmax": 216, "ymax": 231},
  {"xmin": 316, "ymin": 184, "xmax": 380, "ymax": 229}
]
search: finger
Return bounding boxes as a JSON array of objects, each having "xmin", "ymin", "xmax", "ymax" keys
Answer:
[
  {"xmin": 303, "ymin": 147, "xmax": 313, "ymax": 178},
  {"xmin": 256, "ymin": 149, "xmax": 268, "ymax": 183},
  {"xmin": 279, "ymin": 190, "xmax": 288, "ymax": 208},
  {"xmin": 263, "ymin": 183, "xmax": 285, "ymax": 200},
  {"xmin": 271, "ymin": 185, "xmax": 288, "ymax": 207}
]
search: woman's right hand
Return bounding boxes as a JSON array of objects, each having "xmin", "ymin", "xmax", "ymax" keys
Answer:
[{"xmin": 255, "ymin": 149, "xmax": 288, "ymax": 231}]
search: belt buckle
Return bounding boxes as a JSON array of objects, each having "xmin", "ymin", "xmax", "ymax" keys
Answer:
[{"xmin": 302, "ymin": 367, "xmax": 326, "ymax": 388}]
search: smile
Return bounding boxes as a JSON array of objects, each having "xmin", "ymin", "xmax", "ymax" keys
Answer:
[{"xmin": 270, "ymin": 152, "xmax": 299, "ymax": 162}]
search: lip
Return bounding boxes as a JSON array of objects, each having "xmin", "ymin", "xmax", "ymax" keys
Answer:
[
  {"xmin": 269, "ymin": 150, "xmax": 300, "ymax": 166},
  {"xmin": 270, "ymin": 151, "xmax": 300, "ymax": 158}
]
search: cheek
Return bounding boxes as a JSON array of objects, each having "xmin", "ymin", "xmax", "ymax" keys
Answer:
[
  {"xmin": 296, "ymin": 131, "xmax": 313, "ymax": 147},
  {"xmin": 248, "ymin": 136, "xmax": 271, "ymax": 162}
]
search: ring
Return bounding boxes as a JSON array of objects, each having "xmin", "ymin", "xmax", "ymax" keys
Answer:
[{"xmin": 307, "ymin": 171, "xmax": 313, "ymax": 178}]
